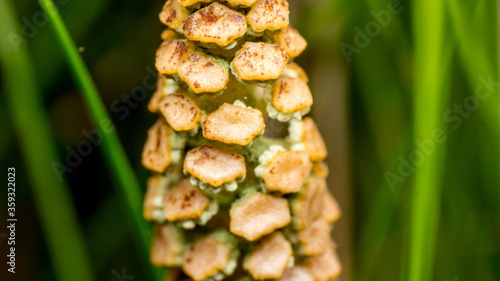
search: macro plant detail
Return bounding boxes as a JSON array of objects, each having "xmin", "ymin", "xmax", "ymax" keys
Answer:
[
  {"xmin": 141, "ymin": 0, "xmax": 342, "ymax": 280},
  {"xmin": 1, "ymin": 0, "xmax": 498, "ymax": 280}
]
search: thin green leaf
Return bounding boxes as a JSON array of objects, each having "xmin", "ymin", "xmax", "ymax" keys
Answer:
[
  {"xmin": 446, "ymin": 0, "xmax": 500, "ymax": 196},
  {"xmin": 409, "ymin": 1, "xmax": 451, "ymax": 280},
  {"xmin": 38, "ymin": 0, "xmax": 161, "ymax": 279}
]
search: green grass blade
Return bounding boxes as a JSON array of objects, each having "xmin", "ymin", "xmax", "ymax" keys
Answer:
[
  {"xmin": 446, "ymin": 3, "xmax": 499, "ymax": 279},
  {"xmin": 0, "ymin": 1, "xmax": 94, "ymax": 281},
  {"xmin": 409, "ymin": 1, "xmax": 450, "ymax": 280},
  {"xmin": 38, "ymin": 0, "xmax": 160, "ymax": 279},
  {"xmin": 446, "ymin": 0, "xmax": 500, "ymax": 199}
]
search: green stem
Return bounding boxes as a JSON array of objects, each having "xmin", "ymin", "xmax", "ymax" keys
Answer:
[
  {"xmin": 0, "ymin": 1, "xmax": 94, "ymax": 281},
  {"xmin": 38, "ymin": 0, "xmax": 161, "ymax": 279},
  {"xmin": 409, "ymin": 1, "xmax": 450, "ymax": 280}
]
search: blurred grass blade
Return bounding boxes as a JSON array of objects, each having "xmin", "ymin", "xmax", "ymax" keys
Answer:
[
  {"xmin": 38, "ymin": 0, "xmax": 160, "ymax": 279},
  {"xmin": 409, "ymin": 1, "xmax": 450, "ymax": 280},
  {"xmin": 0, "ymin": 1, "xmax": 94, "ymax": 281},
  {"xmin": 447, "ymin": 0, "xmax": 500, "ymax": 196}
]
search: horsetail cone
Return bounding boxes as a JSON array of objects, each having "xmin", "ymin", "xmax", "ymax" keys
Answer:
[{"xmin": 142, "ymin": 0, "xmax": 342, "ymax": 280}]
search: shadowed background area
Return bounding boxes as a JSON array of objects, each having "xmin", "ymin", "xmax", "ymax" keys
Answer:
[{"xmin": 0, "ymin": 0, "xmax": 499, "ymax": 281}]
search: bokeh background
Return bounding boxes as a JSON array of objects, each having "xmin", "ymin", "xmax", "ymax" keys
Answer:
[{"xmin": 0, "ymin": 0, "xmax": 499, "ymax": 280}]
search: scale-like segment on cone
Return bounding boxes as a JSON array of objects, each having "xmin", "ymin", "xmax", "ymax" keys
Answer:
[
  {"xmin": 203, "ymin": 103, "xmax": 265, "ymax": 146},
  {"xmin": 182, "ymin": 230, "xmax": 239, "ymax": 280},
  {"xmin": 150, "ymin": 223, "xmax": 185, "ymax": 267},
  {"xmin": 163, "ymin": 179, "xmax": 210, "ymax": 221},
  {"xmin": 155, "ymin": 40, "xmax": 196, "ymax": 75},
  {"xmin": 245, "ymin": 232, "xmax": 293, "ymax": 279},
  {"xmin": 305, "ymin": 250, "xmax": 342, "ymax": 281},
  {"xmin": 260, "ymin": 150, "xmax": 312, "ymax": 193},
  {"xmin": 280, "ymin": 266, "xmax": 315, "ymax": 281},
  {"xmin": 232, "ymin": 42, "xmax": 289, "ymax": 81},
  {"xmin": 246, "ymin": 0, "xmax": 289, "ymax": 33},
  {"xmin": 230, "ymin": 192, "xmax": 291, "ymax": 241},
  {"xmin": 141, "ymin": 0, "xmax": 342, "ymax": 280},
  {"xmin": 182, "ymin": 3, "xmax": 247, "ymax": 47},
  {"xmin": 184, "ymin": 144, "xmax": 246, "ymax": 188},
  {"xmin": 160, "ymin": 93, "xmax": 203, "ymax": 132}
]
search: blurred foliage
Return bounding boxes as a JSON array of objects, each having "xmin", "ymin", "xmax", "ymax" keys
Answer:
[{"xmin": 0, "ymin": 0, "xmax": 498, "ymax": 281}]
